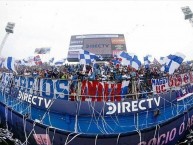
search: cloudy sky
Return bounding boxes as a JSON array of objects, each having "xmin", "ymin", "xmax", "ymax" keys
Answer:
[{"xmin": 0, "ymin": 0, "xmax": 193, "ymax": 62}]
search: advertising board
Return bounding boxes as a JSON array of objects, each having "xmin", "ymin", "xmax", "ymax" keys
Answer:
[{"xmin": 67, "ymin": 34, "xmax": 127, "ymax": 62}]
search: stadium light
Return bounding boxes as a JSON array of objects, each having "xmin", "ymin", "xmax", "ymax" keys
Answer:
[
  {"xmin": 5, "ymin": 22, "xmax": 15, "ymax": 33},
  {"xmin": 0, "ymin": 22, "xmax": 15, "ymax": 56},
  {"xmin": 181, "ymin": 6, "xmax": 193, "ymax": 26}
]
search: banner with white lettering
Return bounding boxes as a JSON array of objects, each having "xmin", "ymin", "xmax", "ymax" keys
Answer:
[
  {"xmin": 79, "ymin": 80, "xmax": 129, "ymax": 101},
  {"xmin": 105, "ymin": 92, "xmax": 177, "ymax": 115},
  {"xmin": 151, "ymin": 77, "xmax": 169, "ymax": 94},
  {"xmin": 152, "ymin": 72, "xmax": 193, "ymax": 94},
  {"xmin": 0, "ymin": 74, "xmax": 69, "ymax": 109}
]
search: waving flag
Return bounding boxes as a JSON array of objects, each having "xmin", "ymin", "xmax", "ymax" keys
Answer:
[
  {"xmin": 34, "ymin": 48, "xmax": 51, "ymax": 54},
  {"xmin": 144, "ymin": 55, "xmax": 152, "ymax": 68},
  {"xmin": 96, "ymin": 55, "xmax": 103, "ymax": 61},
  {"xmin": 55, "ymin": 58, "xmax": 66, "ymax": 66},
  {"xmin": 162, "ymin": 52, "xmax": 185, "ymax": 74},
  {"xmin": 153, "ymin": 58, "xmax": 161, "ymax": 66},
  {"xmin": 159, "ymin": 57, "xmax": 168, "ymax": 65},
  {"xmin": 79, "ymin": 50, "xmax": 101, "ymax": 65},
  {"xmin": 111, "ymin": 56, "xmax": 121, "ymax": 66},
  {"xmin": 114, "ymin": 51, "xmax": 141, "ymax": 69},
  {"xmin": 21, "ymin": 56, "xmax": 36, "ymax": 66},
  {"xmin": 3, "ymin": 57, "xmax": 16, "ymax": 72},
  {"xmin": 116, "ymin": 51, "xmax": 133, "ymax": 66},
  {"xmin": 34, "ymin": 55, "xmax": 42, "ymax": 65},
  {"xmin": 131, "ymin": 55, "xmax": 141, "ymax": 70}
]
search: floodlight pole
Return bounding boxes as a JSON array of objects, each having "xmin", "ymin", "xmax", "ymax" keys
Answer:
[
  {"xmin": 0, "ymin": 22, "xmax": 15, "ymax": 56},
  {"xmin": 0, "ymin": 33, "xmax": 9, "ymax": 56}
]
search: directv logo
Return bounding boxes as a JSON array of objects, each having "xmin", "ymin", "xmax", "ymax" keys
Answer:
[
  {"xmin": 86, "ymin": 44, "xmax": 110, "ymax": 49},
  {"xmin": 106, "ymin": 97, "xmax": 161, "ymax": 115}
]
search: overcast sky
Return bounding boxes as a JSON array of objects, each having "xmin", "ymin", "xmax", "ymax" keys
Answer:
[{"xmin": 0, "ymin": 0, "xmax": 193, "ymax": 62}]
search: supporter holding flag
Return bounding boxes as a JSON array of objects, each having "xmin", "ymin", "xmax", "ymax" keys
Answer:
[{"xmin": 162, "ymin": 52, "xmax": 185, "ymax": 74}]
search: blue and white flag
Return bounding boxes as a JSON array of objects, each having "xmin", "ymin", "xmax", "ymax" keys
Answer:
[
  {"xmin": 162, "ymin": 52, "xmax": 185, "ymax": 74},
  {"xmin": 131, "ymin": 55, "xmax": 141, "ymax": 70},
  {"xmin": 144, "ymin": 55, "xmax": 152, "ymax": 68},
  {"xmin": 20, "ymin": 56, "xmax": 36, "ymax": 66},
  {"xmin": 111, "ymin": 57, "xmax": 121, "ymax": 66},
  {"xmin": 116, "ymin": 51, "xmax": 133, "ymax": 66},
  {"xmin": 3, "ymin": 57, "xmax": 16, "ymax": 72},
  {"xmin": 54, "ymin": 58, "xmax": 66, "ymax": 66},
  {"xmin": 96, "ymin": 55, "xmax": 103, "ymax": 61},
  {"xmin": 115, "ymin": 51, "xmax": 141, "ymax": 69},
  {"xmin": 159, "ymin": 57, "xmax": 169, "ymax": 65},
  {"xmin": 79, "ymin": 50, "xmax": 101, "ymax": 65}
]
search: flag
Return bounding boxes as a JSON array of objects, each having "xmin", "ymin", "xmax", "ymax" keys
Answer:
[
  {"xmin": 34, "ymin": 48, "xmax": 51, "ymax": 54},
  {"xmin": 34, "ymin": 55, "xmax": 42, "ymax": 65},
  {"xmin": 113, "ymin": 51, "xmax": 141, "ymax": 69},
  {"xmin": 34, "ymin": 48, "xmax": 40, "ymax": 54},
  {"xmin": 96, "ymin": 55, "xmax": 103, "ymax": 60},
  {"xmin": 159, "ymin": 57, "xmax": 167, "ymax": 65},
  {"xmin": 162, "ymin": 52, "xmax": 185, "ymax": 74},
  {"xmin": 153, "ymin": 58, "xmax": 161, "ymax": 66},
  {"xmin": 21, "ymin": 56, "xmax": 36, "ymax": 66},
  {"xmin": 116, "ymin": 51, "xmax": 133, "ymax": 66},
  {"xmin": 3, "ymin": 57, "xmax": 16, "ymax": 72},
  {"xmin": 54, "ymin": 58, "xmax": 66, "ymax": 66},
  {"xmin": 79, "ymin": 50, "xmax": 101, "ymax": 65},
  {"xmin": 131, "ymin": 55, "xmax": 141, "ymax": 70},
  {"xmin": 144, "ymin": 55, "xmax": 151, "ymax": 68},
  {"xmin": 111, "ymin": 56, "xmax": 121, "ymax": 66}
]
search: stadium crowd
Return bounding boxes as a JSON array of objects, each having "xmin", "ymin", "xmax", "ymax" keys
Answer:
[
  {"xmin": 0, "ymin": 60, "xmax": 192, "ymax": 99},
  {"xmin": 0, "ymin": 61, "xmax": 192, "ymax": 80}
]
